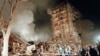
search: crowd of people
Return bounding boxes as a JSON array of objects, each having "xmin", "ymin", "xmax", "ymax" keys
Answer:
[
  {"xmin": 80, "ymin": 43, "xmax": 100, "ymax": 56},
  {"xmin": 25, "ymin": 42, "xmax": 100, "ymax": 56},
  {"xmin": 57, "ymin": 43, "xmax": 100, "ymax": 56}
]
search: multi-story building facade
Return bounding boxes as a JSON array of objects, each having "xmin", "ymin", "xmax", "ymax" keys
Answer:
[{"xmin": 48, "ymin": 2, "xmax": 81, "ymax": 48}]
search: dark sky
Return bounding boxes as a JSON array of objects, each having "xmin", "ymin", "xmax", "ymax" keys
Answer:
[
  {"xmin": 55, "ymin": 0, "xmax": 100, "ymax": 29},
  {"xmin": 69, "ymin": 0, "xmax": 100, "ymax": 28},
  {"xmin": 33, "ymin": 0, "xmax": 100, "ymax": 32}
]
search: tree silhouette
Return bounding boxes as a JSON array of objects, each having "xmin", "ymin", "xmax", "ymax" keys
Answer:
[{"xmin": 0, "ymin": 0, "xmax": 26, "ymax": 56}]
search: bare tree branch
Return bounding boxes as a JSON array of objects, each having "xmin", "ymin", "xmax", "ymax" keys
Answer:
[{"xmin": 8, "ymin": 0, "xmax": 21, "ymax": 23}]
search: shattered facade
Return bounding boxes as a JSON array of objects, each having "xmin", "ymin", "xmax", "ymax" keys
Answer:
[{"xmin": 48, "ymin": 2, "xmax": 81, "ymax": 49}]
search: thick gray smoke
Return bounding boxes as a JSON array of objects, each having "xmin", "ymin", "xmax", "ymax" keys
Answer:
[
  {"xmin": 0, "ymin": 0, "xmax": 53, "ymax": 42},
  {"xmin": 12, "ymin": 1, "xmax": 36, "ymax": 41},
  {"xmin": 12, "ymin": 1, "xmax": 52, "ymax": 42}
]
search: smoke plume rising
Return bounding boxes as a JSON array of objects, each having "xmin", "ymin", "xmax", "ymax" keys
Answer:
[
  {"xmin": 12, "ymin": 1, "xmax": 36, "ymax": 41},
  {"xmin": 12, "ymin": 1, "xmax": 52, "ymax": 42},
  {"xmin": 0, "ymin": 0, "xmax": 53, "ymax": 42}
]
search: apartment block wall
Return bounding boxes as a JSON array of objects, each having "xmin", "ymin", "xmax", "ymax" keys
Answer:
[{"xmin": 48, "ymin": 2, "xmax": 81, "ymax": 47}]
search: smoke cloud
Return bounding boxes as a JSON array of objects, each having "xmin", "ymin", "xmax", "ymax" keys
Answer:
[
  {"xmin": 0, "ymin": 0, "xmax": 53, "ymax": 42},
  {"xmin": 12, "ymin": 1, "xmax": 52, "ymax": 42},
  {"xmin": 12, "ymin": 1, "xmax": 36, "ymax": 41}
]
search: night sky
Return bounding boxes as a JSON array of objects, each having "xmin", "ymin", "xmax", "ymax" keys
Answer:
[
  {"xmin": 54, "ymin": 0, "xmax": 100, "ymax": 29},
  {"xmin": 69, "ymin": 0, "xmax": 100, "ymax": 29},
  {"xmin": 30, "ymin": 0, "xmax": 100, "ymax": 40},
  {"xmin": 34, "ymin": 0, "xmax": 100, "ymax": 32}
]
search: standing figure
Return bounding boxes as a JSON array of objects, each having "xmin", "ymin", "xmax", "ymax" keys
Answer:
[
  {"xmin": 80, "ymin": 47, "xmax": 86, "ymax": 56},
  {"xmin": 57, "ymin": 44, "xmax": 63, "ymax": 56},
  {"xmin": 64, "ymin": 46, "xmax": 72, "ymax": 56},
  {"xmin": 89, "ymin": 46, "xmax": 98, "ymax": 56},
  {"xmin": 97, "ymin": 43, "xmax": 100, "ymax": 56}
]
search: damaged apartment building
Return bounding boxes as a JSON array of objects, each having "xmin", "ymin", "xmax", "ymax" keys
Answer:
[{"xmin": 47, "ymin": 1, "xmax": 82, "ymax": 52}]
